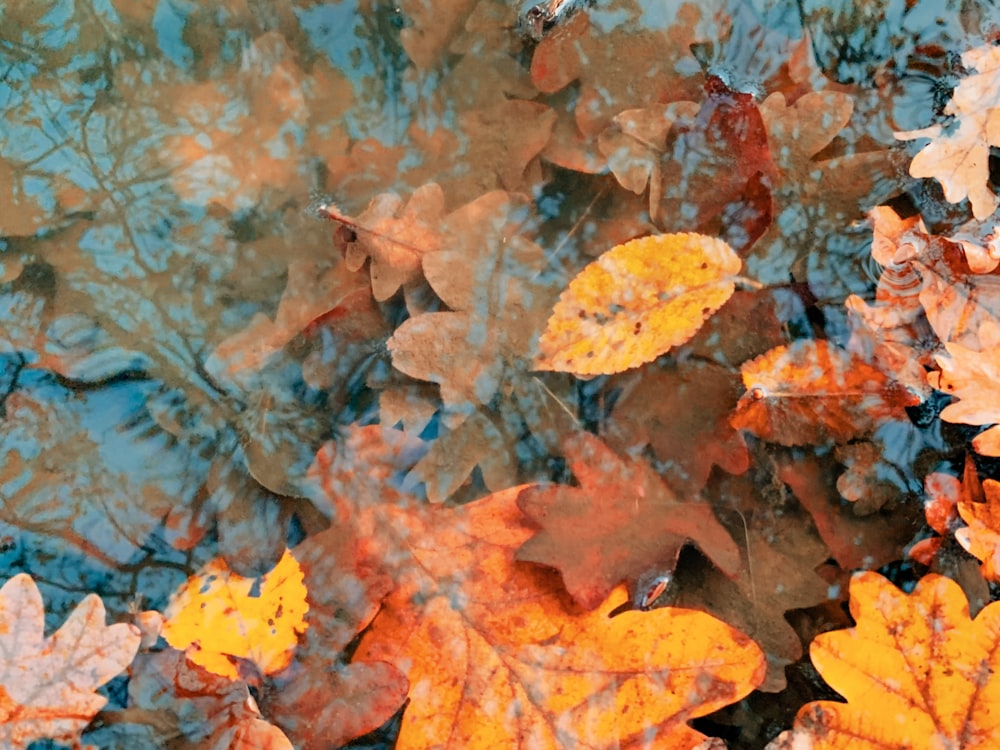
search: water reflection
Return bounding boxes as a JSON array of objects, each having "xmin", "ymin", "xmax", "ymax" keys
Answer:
[{"xmin": 0, "ymin": 0, "xmax": 997, "ymax": 746}]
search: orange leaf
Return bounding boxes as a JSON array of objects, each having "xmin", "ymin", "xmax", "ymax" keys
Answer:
[
  {"xmin": 956, "ymin": 478, "xmax": 1000, "ymax": 581},
  {"xmin": 731, "ymin": 340, "xmax": 917, "ymax": 446},
  {"xmin": 161, "ymin": 548, "xmax": 309, "ymax": 681},
  {"xmin": 355, "ymin": 488, "xmax": 765, "ymax": 749},
  {"xmin": 535, "ymin": 233, "xmax": 741, "ymax": 376},
  {"xmin": 929, "ymin": 320, "xmax": 1000, "ymax": 436},
  {"xmin": 0, "ymin": 574, "xmax": 141, "ymax": 749},
  {"xmin": 777, "ymin": 571, "xmax": 1000, "ymax": 748}
]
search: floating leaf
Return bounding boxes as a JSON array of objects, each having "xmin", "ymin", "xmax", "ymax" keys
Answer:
[
  {"xmin": 0, "ymin": 574, "xmax": 141, "ymax": 749},
  {"xmin": 773, "ymin": 571, "xmax": 1000, "ymax": 748},
  {"xmin": 535, "ymin": 233, "xmax": 741, "ymax": 376},
  {"xmin": 161, "ymin": 548, "xmax": 309, "ymax": 681}
]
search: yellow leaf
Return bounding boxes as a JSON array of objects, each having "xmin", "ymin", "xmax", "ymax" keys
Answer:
[
  {"xmin": 775, "ymin": 571, "xmax": 1000, "ymax": 748},
  {"xmin": 162, "ymin": 549, "xmax": 309, "ymax": 680},
  {"xmin": 534, "ymin": 233, "xmax": 741, "ymax": 376}
]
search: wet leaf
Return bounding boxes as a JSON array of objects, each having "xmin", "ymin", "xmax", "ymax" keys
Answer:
[
  {"xmin": 929, "ymin": 319, "xmax": 1000, "ymax": 455},
  {"xmin": 516, "ymin": 432, "xmax": 741, "ymax": 610},
  {"xmin": 774, "ymin": 571, "xmax": 1000, "ymax": 748},
  {"xmin": 355, "ymin": 487, "xmax": 765, "ymax": 749},
  {"xmin": 896, "ymin": 43, "xmax": 1000, "ymax": 220},
  {"xmin": 955, "ymin": 477, "xmax": 1000, "ymax": 582},
  {"xmin": 534, "ymin": 233, "xmax": 742, "ymax": 376},
  {"xmin": 731, "ymin": 340, "xmax": 918, "ymax": 446},
  {"xmin": 0, "ymin": 573, "xmax": 141, "ymax": 749},
  {"xmin": 161, "ymin": 549, "xmax": 309, "ymax": 681}
]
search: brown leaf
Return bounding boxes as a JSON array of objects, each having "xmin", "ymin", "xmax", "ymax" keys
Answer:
[{"xmin": 516, "ymin": 432, "xmax": 741, "ymax": 610}]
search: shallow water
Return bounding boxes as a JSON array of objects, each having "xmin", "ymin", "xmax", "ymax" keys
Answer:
[{"xmin": 1, "ymin": 0, "xmax": 998, "ymax": 747}]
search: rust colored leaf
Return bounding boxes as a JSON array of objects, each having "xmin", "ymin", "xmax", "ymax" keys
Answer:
[
  {"xmin": 516, "ymin": 432, "xmax": 741, "ymax": 610},
  {"xmin": 535, "ymin": 233, "xmax": 742, "ymax": 376},
  {"xmin": 355, "ymin": 487, "xmax": 765, "ymax": 749},
  {"xmin": 0, "ymin": 574, "xmax": 141, "ymax": 749},
  {"xmin": 161, "ymin": 549, "xmax": 309, "ymax": 681},
  {"xmin": 896, "ymin": 43, "xmax": 1000, "ymax": 220},
  {"xmin": 776, "ymin": 571, "xmax": 1000, "ymax": 748},
  {"xmin": 731, "ymin": 340, "xmax": 918, "ymax": 446}
]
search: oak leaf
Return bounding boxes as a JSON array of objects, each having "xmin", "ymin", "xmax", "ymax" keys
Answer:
[
  {"xmin": 0, "ymin": 573, "xmax": 141, "ymax": 749},
  {"xmin": 354, "ymin": 486, "xmax": 765, "ymax": 749},
  {"xmin": 955, "ymin": 477, "xmax": 1000, "ymax": 582},
  {"xmin": 929, "ymin": 320, "xmax": 1000, "ymax": 456},
  {"xmin": 896, "ymin": 43, "xmax": 1000, "ymax": 220},
  {"xmin": 161, "ymin": 548, "xmax": 309, "ymax": 681},
  {"xmin": 516, "ymin": 432, "xmax": 741, "ymax": 610},
  {"xmin": 330, "ymin": 182, "xmax": 447, "ymax": 302},
  {"xmin": 773, "ymin": 571, "xmax": 1000, "ymax": 748},
  {"xmin": 534, "ymin": 233, "xmax": 742, "ymax": 376},
  {"xmin": 731, "ymin": 340, "xmax": 918, "ymax": 446}
]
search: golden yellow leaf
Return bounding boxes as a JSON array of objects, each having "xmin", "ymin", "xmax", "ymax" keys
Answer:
[
  {"xmin": 774, "ymin": 571, "xmax": 1000, "ymax": 748},
  {"xmin": 162, "ymin": 549, "xmax": 309, "ymax": 680},
  {"xmin": 534, "ymin": 233, "xmax": 741, "ymax": 376}
]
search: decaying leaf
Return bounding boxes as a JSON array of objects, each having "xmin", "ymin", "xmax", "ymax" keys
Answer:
[
  {"xmin": 0, "ymin": 573, "xmax": 141, "ymax": 749},
  {"xmin": 534, "ymin": 233, "xmax": 742, "ymax": 376},
  {"xmin": 731, "ymin": 340, "xmax": 919, "ymax": 446},
  {"xmin": 516, "ymin": 432, "xmax": 741, "ymax": 610},
  {"xmin": 161, "ymin": 549, "xmax": 309, "ymax": 681},
  {"xmin": 773, "ymin": 571, "xmax": 1000, "ymax": 748},
  {"xmin": 355, "ymin": 487, "xmax": 765, "ymax": 749},
  {"xmin": 896, "ymin": 43, "xmax": 1000, "ymax": 220}
]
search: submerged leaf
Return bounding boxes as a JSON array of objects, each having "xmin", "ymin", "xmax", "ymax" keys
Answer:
[{"xmin": 535, "ymin": 233, "xmax": 741, "ymax": 376}]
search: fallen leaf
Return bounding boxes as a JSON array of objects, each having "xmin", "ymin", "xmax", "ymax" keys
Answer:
[
  {"xmin": 516, "ymin": 432, "xmax": 741, "ymax": 610},
  {"xmin": 124, "ymin": 649, "xmax": 294, "ymax": 750},
  {"xmin": 329, "ymin": 182, "xmax": 447, "ymax": 302},
  {"xmin": 896, "ymin": 43, "xmax": 1000, "ymax": 220},
  {"xmin": 605, "ymin": 361, "xmax": 749, "ymax": 496},
  {"xmin": 161, "ymin": 549, "xmax": 309, "ymax": 681},
  {"xmin": 355, "ymin": 487, "xmax": 765, "ymax": 749},
  {"xmin": 0, "ymin": 573, "xmax": 141, "ymax": 749},
  {"xmin": 534, "ymin": 233, "xmax": 742, "ymax": 376},
  {"xmin": 929, "ymin": 319, "xmax": 1000, "ymax": 455},
  {"xmin": 778, "ymin": 455, "xmax": 917, "ymax": 571},
  {"xmin": 731, "ymin": 340, "xmax": 918, "ymax": 446},
  {"xmin": 774, "ymin": 571, "xmax": 1000, "ymax": 748},
  {"xmin": 956, "ymin": 477, "xmax": 1000, "ymax": 582}
]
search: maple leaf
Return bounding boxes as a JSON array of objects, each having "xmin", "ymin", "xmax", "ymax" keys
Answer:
[
  {"xmin": 731, "ymin": 340, "xmax": 919, "ymax": 447},
  {"xmin": 771, "ymin": 571, "xmax": 1000, "ymax": 748},
  {"xmin": 516, "ymin": 432, "xmax": 741, "ymax": 610},
  {"xmin": 534, "ymin": 233, "xmax": 742, "ymax": 376},
  {"xmin": 929, "ymin": 319, "xmax": 1000, "ymax": 456},
  {"xmin": 354, "ymin": 486, "xmax": 765, "ymax": 749},
  {"xmin": 896, "ymin": 43, "xmax": 1000, "ymax": 220},
  {"xmin": 0, "ymin": 573, "xmax": 141, "ymax": 749},
  {"xmin": 161, "ymin": 548, "xmax": 309, "ymax": 682}
]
